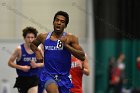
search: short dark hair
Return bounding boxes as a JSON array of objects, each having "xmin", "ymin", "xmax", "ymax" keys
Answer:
[
  {"xmin": 22, "ymin": 27, "xmax": 38, "ymax": 38},
  {"xmin": 53, "ymin": 11, "xmax": 69, "ymax": 27}
]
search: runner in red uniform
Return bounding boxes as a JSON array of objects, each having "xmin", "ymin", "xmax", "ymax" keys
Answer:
[{"xmin": 70, "ymin": 54, "xmax": 90, "ymax": 93}]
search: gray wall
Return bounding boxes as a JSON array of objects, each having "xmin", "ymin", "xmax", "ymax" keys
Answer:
[
  {"xmin": 0, "ymin": 0, "xmax": 86, "ymax": 39},
  {"xmin": 0, "ymin": 40, "xmax": 22, "ymax": 93}
]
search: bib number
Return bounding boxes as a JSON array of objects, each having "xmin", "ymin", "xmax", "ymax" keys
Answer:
[{"xmin": 57, "ymin": 40, "xmax": 63, "ymax": 49}]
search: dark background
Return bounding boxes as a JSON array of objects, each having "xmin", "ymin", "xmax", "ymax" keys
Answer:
[
  {"xmin": 94, "ymin": 0, "xmax": 140, "ymax": 40},
  {"xmin": 93, "ymin": 0, "xmax": 140, "ymax": 93}
]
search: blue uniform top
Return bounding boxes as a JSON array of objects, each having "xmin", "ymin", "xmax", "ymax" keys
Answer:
[
  {"xmin": 16, "ymin": 44, "xmax": 39, "ymax": 76},
  {"xmin": 43, "ymin": 32, "xmax": 71, "ymax": 76}
]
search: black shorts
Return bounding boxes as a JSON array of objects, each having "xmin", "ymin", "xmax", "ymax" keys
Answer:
[{"xmin": 14, "ymin": 75, "xmax": 39, "ymax": 93}]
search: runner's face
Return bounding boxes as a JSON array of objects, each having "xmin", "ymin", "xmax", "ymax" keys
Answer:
[
  {"xmin": 53, "ymin": 15, "xmax": 66, "ymax": 34},
  {"xmin": 24, "ymin": 33, "xmax": 35, "ymax": 44}
]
